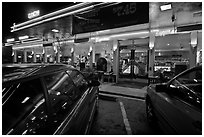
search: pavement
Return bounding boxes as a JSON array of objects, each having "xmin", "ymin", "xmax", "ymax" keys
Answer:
[{"xmin": 99, "ymin": 81, "xmax": 148, "ymax": 100}]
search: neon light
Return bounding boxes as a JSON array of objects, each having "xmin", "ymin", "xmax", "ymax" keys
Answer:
[
  {"xmin": 28, "ymin": 10, "xmax": 40, "ymax": 19},
  {"xmin": 11, "ymin": 5, "xmax": 94, "ymax": 32},
  {"xmin": 11, "ymin": 3, "xmax": 90, "ymax": 29}
]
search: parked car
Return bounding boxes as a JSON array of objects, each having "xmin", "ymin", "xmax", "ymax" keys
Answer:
[
  {"xmin": 2, "ymin": 64, "xmax": 100, "ymax": 135},
  {"xmin": 146, "ymin": 65, "xmax": 202, "ymax": 135}
]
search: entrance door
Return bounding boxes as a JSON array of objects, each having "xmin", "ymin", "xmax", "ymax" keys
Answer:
[{"xmin": 119, "ymin": 44, "xmax": 148, "ymax": 79}]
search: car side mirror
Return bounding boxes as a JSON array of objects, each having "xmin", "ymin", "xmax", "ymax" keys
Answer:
[
  {"xmin": 155, "ymin": 84, "xmax": 168, "ymax": 92},
  {"xmin": 90, "ymin": 80, "xmax": 100, "ymax": 87}
]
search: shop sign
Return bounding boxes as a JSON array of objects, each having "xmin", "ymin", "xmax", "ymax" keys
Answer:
[
  {"xmin": 74, "ymin": 38, "xmax": 89, "ymax": 43},
  {"xmin": 177, "ymin": 24, "xmax": 202, "ymax": 32},
  {"xmin": 43, "ymin": 43, "xmax": 53, "ymax": 47},
  {"xmin": 72, "ymin": 2, "xmax": 149, "ymax": 34},
  {"xmin": 28, "ymin": 10, "xmax": 40, "ymax": 19}
]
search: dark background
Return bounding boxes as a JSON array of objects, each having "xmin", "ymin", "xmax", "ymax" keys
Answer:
[
  {"xmin": 2, "ymin": 2, "xmax": 77, "ymax": 42},
  {"xmin": 73, "ymin": 2, "xmax": 149, "ymax": 34}
]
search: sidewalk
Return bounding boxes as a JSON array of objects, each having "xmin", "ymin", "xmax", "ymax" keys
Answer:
[{"xmin": 99, "ymin": 82, "xmax": 147, "ymax": 100}]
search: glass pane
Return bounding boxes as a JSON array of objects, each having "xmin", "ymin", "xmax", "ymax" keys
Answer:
[
  {"xmin": 44, "ymin": 71, "xmax": 77, "ymax": 121},
  {"xmin": 2, "ymin": 79, "xmax": 44, "ymax": 133},
  {"xmin": 67, "ymin": 70, "xmax": 88, "ymax": 94}
]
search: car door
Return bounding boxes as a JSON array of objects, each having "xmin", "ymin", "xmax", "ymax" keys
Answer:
[
  {"xmin": 66, "ymin": 69, "xmax": 94, "ymax": 134},
  {"xmin": 154, "ymin": 68, "xmax": 202, "ymax": 134},
  {"xmin": 2, "ymin": 78, "xmax": 50, "ymax": 135},
  {"xmin": 42, "ymin": 71, "xmax": 80, "ymax": 134}
]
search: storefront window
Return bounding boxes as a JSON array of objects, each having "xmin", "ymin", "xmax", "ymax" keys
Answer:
[
  {"xmin": 27, "ymin": 51, "xmax": 33, "ymax": 63},
  {"xmin": 16, "ymin": 50, "xmax": 23, "ymax": 63},
  {"xmin": 154, "ymin": 33, "xmax": 191, "ymax": 78}
]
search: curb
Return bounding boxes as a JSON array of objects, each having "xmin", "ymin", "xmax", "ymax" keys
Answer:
[
  {"xmin": 98, "ymin": 93, "xmax": 117, "ymax": 102},
  {"xmin": 99, "ymin": 90, "xmax": 145, "ymax": 100}
]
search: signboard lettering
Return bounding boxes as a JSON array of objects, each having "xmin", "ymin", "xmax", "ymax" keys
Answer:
[
  {"xmin": 28, "ymin": 10, "xmax": 40, "ymax": 19},
  {"xmin": 73, "ymin": 2, "xmax": 149, "ymax": 34}
]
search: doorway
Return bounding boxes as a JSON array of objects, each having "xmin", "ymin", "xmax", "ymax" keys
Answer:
[{"xmin": 118, "ymin": 40, "xmax": 149, "ymax": 79}]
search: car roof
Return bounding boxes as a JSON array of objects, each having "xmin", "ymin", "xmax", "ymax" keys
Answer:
[{"xmin": 2, "ymin": 63, "xmax": 76, "ymax": 83}]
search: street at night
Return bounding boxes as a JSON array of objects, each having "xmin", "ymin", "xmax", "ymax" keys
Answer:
[
  {"xmin": 2, "ymin": 2, "xmax": 202, "ymax": 135},
  {"xmin": 90, "ymin": 94, "xmax": 163, "ymax": 135}
]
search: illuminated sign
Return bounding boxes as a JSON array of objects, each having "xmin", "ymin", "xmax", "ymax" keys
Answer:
[
  {"xmin": 28, "ymin": 10, "xmax": 40, "ymax": 19},
  {"xmin": 73, "ymin": 2, "xmax": 149, "ymax": 34}
]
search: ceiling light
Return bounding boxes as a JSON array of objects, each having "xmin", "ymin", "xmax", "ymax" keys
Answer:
[
  {"xmin": 160, "ymin": 4, "xmax": 172, "ymax": 11},
  {"xmin": 12, "ymin": 44, "xmax": 42, "ymax": 50},
  {"xmin": 19, "ymin": 35, "xmax": 29, "ymax": 40},
  {"xmin": 7, "ymin": 38, "xmax": 15, "ymax": 43},
  {"xmin": 52, "ymin": 29, "xmax": 59, "ymax": 33}
]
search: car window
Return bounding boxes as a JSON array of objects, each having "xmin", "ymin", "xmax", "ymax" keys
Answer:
[
  {"xmin": 170, "ymin": 68, "xmax": 202, "ymax": 109},
  {"xmin": 2, "ymin": 79, "xmax": 45, "ymax": 133},
  {"xmin": 66, "ymin": 70, "xmax": 89, "ymax": 95},
  {"xmin": 43, "ymin": 71, "xmax": 78, "ymax": 126}
]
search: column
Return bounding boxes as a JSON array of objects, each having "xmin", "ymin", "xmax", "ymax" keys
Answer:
[
  {"xmin": 148, "ymin": 32, "xmax": 155, "ymax": 77},
  {"xmin": 189, "ymin": 31, "xmax": 197, "ymax": 68},
  {"xmin": 56, "ymin": 50, "xmax": 61, "ymax": 63},
  {"xmin": 24, "ymin": 50, "xmax": 27, "ymax": 63},
  {"xmin": 89, "ymin": 43, "xmax": 95, "ymax": 69},
  {"xmin": 33, "ymin": 49, "xmax": 37, "ymax": 63},
  {"xmin": 13, "ymin": 50, "xmax": 17, "ymax": 63},
  {"xmin": 89, "ymin": 50, "xmax": 93, "ymax": 69},
  {"xmin": 44, "ymin": 47, "xmax": 47, "ymax": 63},
  {"xmin": 92, "ymin": 43, "xmax": 96, "ymax": 68},
  {"xmin": 148, "ymin": 48, "xmax": 155, "ymax": 77},
  {"xmin": 113, "ymin": 40, "xmax": 119, "ymax": 83},
  {"xmin": 189, "ymin": 46, "xmax": 197, "ymax": 68},
  {"xmin": 130, "ymin": 49, "xmax": 135, "ymax": 77},
  {"xmin": 71, "ymin": 46, "xmax": 74, "ymax": 65}
]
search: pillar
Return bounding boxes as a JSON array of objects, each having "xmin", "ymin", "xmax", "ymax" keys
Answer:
[
  {"xmin": 33, "ymin": 49, "xmax": 37, "ymax": 63},
  {"xmin": 92, "ymin": 43, "xmax": 96, "ymax": 68},
  {"xmin": 113, "ymin": 40, "xmax": 119, "ymax": 83},
  {"xmin": 44, "ymin": 47, "xmax": 47, "ymax": 63},
  {"xmin": 24, "ymin": 50, "xmax": 27, "ymax": 63},
  {"xmin": 56, "ymin": 52, "xmax": 60, "ymax": 63},
  {"xmin": 148, "ymin": 48, "xmax": 155, "ymax": 77},
  {"xmin": 130, "ymin": 49, "xmax": 135, "ymax": 77},
  {"xmin": 71, "ymin": 47, "xmax": 74, "ymax": 65},
  {"xmin": 189, "ymin": 31, "xmax": 197, "ymax": 68},
  {"xmin": 70, "ymin": 46, "xmax": 74, "ymax": 65},
  {"xmin": 189, "ymin": 46, "xmax": 197, "ymax": 68},
  {"xmin": 89, "ymin": 43, "xmax": 95, "ymax": 69},
  {"xmin": 13, "ymin": 50, "xmax": 17, "ymax": 63},
  {"xmin": 148, "ymin": 32, "xmax": 155, "ymax": 77},
  {"xmin": 89, "ymin": 51, "xmax": 93, "ymax": 69}
]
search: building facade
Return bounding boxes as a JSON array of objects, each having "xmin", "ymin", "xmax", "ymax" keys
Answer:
[{"xmin": 5, "ymin": 2, "xmax": 202, "ymax": 82}]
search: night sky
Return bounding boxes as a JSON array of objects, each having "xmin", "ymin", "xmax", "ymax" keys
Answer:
[{"xmin": 2, "ymin": 2, "xmax": 78, "ymax": 42}]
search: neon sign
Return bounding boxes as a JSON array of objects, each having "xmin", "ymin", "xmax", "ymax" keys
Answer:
[{"xmin": 28, "ymin": 10, "xmax": 40, "ymax": 19}]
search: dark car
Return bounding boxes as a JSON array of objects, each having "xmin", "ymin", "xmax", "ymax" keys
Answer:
[
  {"xmin": 2, "ymin": 64, "xmax": 100, "ymax": 135},
  {"xmin": 146, "ymin": 65, "xmax": 202, "ymax": 135}
]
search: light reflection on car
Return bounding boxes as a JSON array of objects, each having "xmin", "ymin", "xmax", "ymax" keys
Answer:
[
  {"xmin": 146, "ymin": 65, "xmax": 202, "ymax": 135},
  {"xmin": 2, "ymin": 64, "xmax": 100, "ymax": 135}
]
